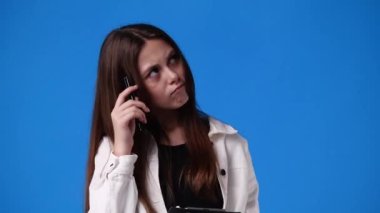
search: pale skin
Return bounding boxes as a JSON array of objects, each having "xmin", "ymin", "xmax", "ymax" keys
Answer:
[{"xmin": 111, "ymin": 39, "xmax": 190, "ymax": 156}]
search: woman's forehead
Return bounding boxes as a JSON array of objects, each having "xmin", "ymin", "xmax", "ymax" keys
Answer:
[{"xmin": 138, "ymin": 40, "xmax": 174, "ymax": 73}]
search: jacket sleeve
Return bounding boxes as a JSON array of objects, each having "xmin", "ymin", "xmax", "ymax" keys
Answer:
[
  {"xmin": 242, "ymin": 136, "xmax": 260, "ymax": 213},
  {"xmin": 88, "ymin": 137, "xmax": 139, "ymax": 213}
]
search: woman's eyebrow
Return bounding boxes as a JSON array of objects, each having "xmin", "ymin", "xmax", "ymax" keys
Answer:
[{"xmin": 167, "ymin": 49, "xmax": 175, "ymax": 57}]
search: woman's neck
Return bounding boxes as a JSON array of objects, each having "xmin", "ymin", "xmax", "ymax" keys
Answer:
[{"xmin": 154, "ymin": 109, "xmax": 186, "ymax": 146}]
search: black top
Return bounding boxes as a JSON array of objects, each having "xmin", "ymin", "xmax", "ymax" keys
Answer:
[{"xmin": 158, "ymin": 143, "xmax": 224, "ymax": 210}]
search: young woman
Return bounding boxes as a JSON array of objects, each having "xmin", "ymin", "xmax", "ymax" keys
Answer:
[{"xmin": 85, "ymin": 23, "xmax": 259, "ymax": 213}]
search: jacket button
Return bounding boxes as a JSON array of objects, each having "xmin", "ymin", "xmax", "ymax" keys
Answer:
[{"xmin": 220, "ymin": 169, "xmax": 226, "ymax": 176}]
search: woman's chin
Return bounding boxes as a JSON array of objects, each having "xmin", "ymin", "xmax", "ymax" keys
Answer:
[{"xmin": 172, "ymin": 92, "xmax": 189, "ymax": 108}]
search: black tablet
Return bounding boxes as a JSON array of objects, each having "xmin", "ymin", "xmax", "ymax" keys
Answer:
[{"xmin": 168, "ymin": 206, "xmax": 239, "ymax": 213}]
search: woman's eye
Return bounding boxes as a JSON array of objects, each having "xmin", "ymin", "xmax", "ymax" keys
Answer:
[
  {"xmin": 148, "ymin": 67, "xmax": 159, "ymax": 78},
  {"xmin": 169, "ymin": 53, "xmax": 179, "ymax": 65}
]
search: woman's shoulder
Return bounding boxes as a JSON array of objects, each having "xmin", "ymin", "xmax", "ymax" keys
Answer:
[
  {"xmin": 208, "ymin": 118, "xmax": 252, "ymax": 166},
  {"xmin": 208, "ymin": 117, "xmax": 249, "ymax": 145},
  {"xmin": 208, "ymin": 117, "xmax": 238, "ymax": 136}
]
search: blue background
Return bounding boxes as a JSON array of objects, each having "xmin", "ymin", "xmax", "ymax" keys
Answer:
[{"xmin": 1, "ymin": 0, "xmax": 379, "ymax": 212}]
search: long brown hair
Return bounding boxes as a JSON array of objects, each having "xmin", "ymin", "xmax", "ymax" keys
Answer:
[{"xmin": 85, "ymin": 24, "xmax": 219, "ymax": 212}]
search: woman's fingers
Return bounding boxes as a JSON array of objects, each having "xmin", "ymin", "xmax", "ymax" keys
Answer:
[
  {"xmin": 114, "ymin": 85, "xmax": 139, "ymax": 108},
  {"xmin": 111, "ymin": 85, "xmax": 145, "ymax": 155},
  {"xmin": 118, "ymin": 99, "xmax": 150, "ymax": 113},
  {"xmin": 120, "ymin": 108, "xmax": 147, "ymax": 124},
  {"xmin": 112, "ymin": 105, "xmax": 146, "ymax": 123}
]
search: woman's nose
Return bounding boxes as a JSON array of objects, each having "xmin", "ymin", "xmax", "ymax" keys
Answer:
[{"xmin": 165, "ymin": 67, "xmax": 180, "ymax": 84}]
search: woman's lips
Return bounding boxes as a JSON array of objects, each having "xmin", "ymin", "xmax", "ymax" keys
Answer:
[{"xmin": 170, "ymin": 84, "xmax": 184, "ymax": 96}]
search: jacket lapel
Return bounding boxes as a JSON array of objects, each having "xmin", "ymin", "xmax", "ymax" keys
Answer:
[
  {"xmin": 146, "ymin": 143, "xmax": 167, "ymax": 212},
  {"xmin": 208, "ymin": 117, "xmax": 238, "ymax": 209},
  {"xmin": 211, "ymin": 134, "xmax": 229, "ymax": 209}
]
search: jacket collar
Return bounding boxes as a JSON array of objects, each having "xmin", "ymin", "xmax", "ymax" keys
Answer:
[{"xmin": 208, "ymin": 117, "xmax": 237, "ymax": 137}]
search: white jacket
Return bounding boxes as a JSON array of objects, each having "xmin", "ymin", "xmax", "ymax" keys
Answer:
[{"xmin": 89, "ymin": 117, "xmax": 259, "ymax": 213}]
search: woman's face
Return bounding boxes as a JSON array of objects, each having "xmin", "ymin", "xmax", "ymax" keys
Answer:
[{"xmin": 138, "ymin": 39, "xmax": 189, "ymax": 111}]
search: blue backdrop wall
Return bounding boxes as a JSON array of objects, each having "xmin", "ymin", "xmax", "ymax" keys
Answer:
[{"xmin": 1, "ymin": 0, "xmax": 379, "ymax": 212}]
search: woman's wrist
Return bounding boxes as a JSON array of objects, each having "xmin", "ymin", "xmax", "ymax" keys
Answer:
[{"xmin": 113, "ymin": 137, "xmax": 134, "ymax": 156}]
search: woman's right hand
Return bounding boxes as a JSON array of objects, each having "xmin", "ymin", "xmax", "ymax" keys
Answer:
[{"xmin": 111, "ymin": 85, "xmax": 150, "ymax": 156}]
